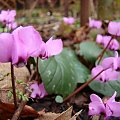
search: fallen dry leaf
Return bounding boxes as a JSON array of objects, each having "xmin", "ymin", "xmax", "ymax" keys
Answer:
[
  {"xmin": 70, "ymin": 110, "xmax": 82, "ymax": 120},
  {"xmin": 55, "ymin": 106, "xmax": 73, "ymax": 120},
  {"xmin": 37, "ymin": 106, "xmax": 73, "ymax": 120},
  {"xmin": 35, "ymin": 112, "xmax": 60, "ymax": 120},
  {"xmin": 0, "ymin": 101, "xmax": 39, "ymax": 120}
]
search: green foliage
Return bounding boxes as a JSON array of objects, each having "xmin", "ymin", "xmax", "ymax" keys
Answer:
[
  {"xmin": 38, "ymin": 48, "xmax": 90, "ymax": 97},
  {"xmin": 79, "ymin": 41, "xmax": 111, "ymax": 63},
  {"xmin": 56, "ymin": 23, "xmax": 73, "ymax": 37},
  {"xmin": 98, "ymin": 0, "xmax": 120, "ymax": 20},
  {"xmin": 88, "ymin": 28, "xmax": 104, "ymax": 40},
  {"xmin": 7, "ymin": 90, "xmax": 13, "ymax": 99},
  {"xmin": 89, "ymin": 78, "xmax": 120, "ymax": 97}
]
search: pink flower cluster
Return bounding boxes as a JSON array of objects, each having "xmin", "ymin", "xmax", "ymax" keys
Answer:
[
  {"xmin": 63, "ymin": 17, "xmax": 75, "ymax": 25},
  {"xmin": 89, "ymin": 18, "xmax": 102, "ymax": 29},
  {"xmin": 96, "ymin": 34, "xmax": 119, "ymax": 51},
  {"xmin": 0, "ymin": 10, "xmax": 17, "ymax": 30},
  {"xmin": 91, "ymin": 51, "xmax": 120, "ymax": 82},
  {"xmin": 0, "ymin": 26, "xmax": 63, "ymax": 67},
  {"xmin": 89, "ymin": 20, "xmax": 120, "ymax": 119},
  {"xmin": 89, "ymin": 92, "xmax": 120, "ymax": 120}
]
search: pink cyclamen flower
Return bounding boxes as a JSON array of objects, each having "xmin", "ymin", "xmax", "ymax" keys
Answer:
[
  {"xmin": 63, "ymin": 17, "xmax": 75, "ymax": 25},
  {"xmin": 96, "ymin": 34, "xmax": 119, "ymax": 51},
  {"xmin": 89, "ymin": 92, "xmax": 120, "ymax": 119},
  {"xmin": 0, "ymin": 26, "xmax": 63, "ymax": 67},
  {"xmin": 91, "ymin": 51, "xmax": 120, "ymax": 82},
  {"xmin": 6, "ymin": 21, "xmax": 17, "ymax": 30},
  {"xmin": 89, "ymin": 18, "xmax": 102, "ymax": 29},
  {"xmin": 91, "ymin": 65, "xmax": 119, "ymax": 82},
  {"xmin": 0, "ymin": 10, "xmax": 16, "ymax": 23},
  {"xmin": 30, "ymin": 82, "xmax": 48, "ymax": 99},
  {"xmin": 108, "ymin": 21, "xmax": 120, "ymax": 36},
  {"xmin": 101, "ymin": 51, "xmax": 120, "ymax": 70}
]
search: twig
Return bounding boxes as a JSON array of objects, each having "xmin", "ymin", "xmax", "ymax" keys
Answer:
[
  {"xmin": 63, "ymin": 67, "xmax": 109, "ymax": 102},
  {"xmin": 11, "ymin": 100, "xmax": 27, "ymax": 120},
  {"xmin": 11, "ymin": 70, "xmax": 36, "ymax": 120}
]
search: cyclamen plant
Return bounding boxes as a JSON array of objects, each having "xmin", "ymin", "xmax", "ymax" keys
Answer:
[
  {"xmin": 88, "ymin": 20, "xmax": 120, "ymax": 119},
  {"xmin": 0, "ymin": 26, "xmax": 63, "ymax": 66},
  {"xmin": 96, "ymin": 34, "xmax": 119, "ymax": 51},
  {"xmin": 0, "ymin": 10, "xmax": 63, "ymax": 108},
  {"xmin": 91, "ymin": 51, "xmax": 120, "ymax": 82}
]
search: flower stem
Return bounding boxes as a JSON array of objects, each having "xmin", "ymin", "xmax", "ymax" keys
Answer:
[
  {"xmin": 35, "ymin": 57, "xmax": 39, "ymax": 80},
  {"xmin": 11, "ymin": 63, "xmax": 17, "ymax": 110},
  {"xmin": 35, "ymin": 57, "xmax": 42, "ymax": 83},
  {"xmin": 97, "ymin": 37, "xmax": 113, "ymax": 64},
  {"xmin": 63, "ymin": 67, "xmax": 109, "ymax": 102}
]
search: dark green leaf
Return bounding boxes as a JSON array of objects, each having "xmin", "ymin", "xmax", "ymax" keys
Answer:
[
  {"xmin": 38, "ymin": 48, "xmax": 90, "ymax": 97},
  {"xmin": 79, "ymin": 41, "xmax": 109, "ymax": 63},
  {"xmin": 89, "ymin": 78, "xmax": 120, "ymax": 96}
]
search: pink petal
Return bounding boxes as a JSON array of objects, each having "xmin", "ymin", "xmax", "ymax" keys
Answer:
[
  {"xmin": 63, "ymin": 17, "xmax": 75, "ymax": 25},
  {"xmin": 17, "ymin": 26, "xmax": 43, "ymax": 57},
  {"xmin": 89, "ymin": 94, "xmax": 105, "ymax": 115},
  {"xmin": 0, "ymin": 33, "xmax": 13, "ymax": 63},
  {"xmin": 8, "ymin": 10, "xmax": 16, "ymax": 22},
  {"xmin": 91, "ymin": 65, "xmax": 105, "ymax": 81},
  {"xmin": 30, "ymin": 82, "xmax": 48, "ymax": 99},
  {"xmin": 39, "ymin": 83, "xmax": 48, "ymax": 98},
  {"xmin": 106, "ymin": 92, "xmax": 120, "ymax": 117},
  {"xmin": 12, "ymin": 26, "xmax": 28, "ymax": 67},
  {"xmin": 108, "ymin": 39, "xmax": 119, "ymax": 50},
  {"xmin": 0, "ymin": 10, "xmax": 16, "ymax": 23},
  {"xmin": 89, "ymin": 18, "xmax": 94, "ymax": 28},
  {"xmin": 46, "ymin": 37, "xmax": 63, "ymax": 57},
  {"xmin": 113, "ymin": 51, "xmax": 120, "ymax": 70},
  {"xmin": 105, "ymin": 68, "xmax": 119, "ymax": 81},
  {"xmin": 89, "ymin": 18, "xmax": 102, "ymax": 28},
  {"xmin": 30, "ymin": 83, "xmax": 41, "ymax": 98},
  {"xmin": 68, "ymin": 17, "xmax": 75, "ymax": 24},
  {"xmin": 108, "ymin": 22, "xmax": 119, "ymax": 36},
  {"xmin": 0, "ymin": 10, "xmax": 8, "ymax": 22},
  {"xmin": 63, "ymin": 17, "xmax": 69, "ymax": 24},
  {"xmin": 96, "ymin": 34, "xmax": 103, "ymax": 44},
  {"xmin": 101, "ymin": 57, "xmax": 114, "ymax": 69},
  {"xmin": 102, "ymin": 36, "xmax": 111, "ymax": 47},
  {"xmin": 94, "ymin": 21, "xmax": 102, "ymax": 29},
  {"xmin": 12, "ymin": 26, "xmax": 44, "ymax": 66},
  {"xmin": 6, "ymin": 21, "xmax": 17, "ymax": 30}
]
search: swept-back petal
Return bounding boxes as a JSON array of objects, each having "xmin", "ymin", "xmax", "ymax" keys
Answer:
[
  {"xmin": 16, "ymin": 26, "xmax": 43, "ymax": 57},
  {"xmin": 89, "ymin": 94, "xmax": 105, "ymax": 115},
  {"xmin": 0, "ymin": 33, "xmax": 13, "ymax": 62},
  {"xmin": 46, "ymin": 37, "xmax": 63, "ymax": 57},
  {"xmin": 108, "ymin": 22, "xmax": 119, "ymax": 36}
]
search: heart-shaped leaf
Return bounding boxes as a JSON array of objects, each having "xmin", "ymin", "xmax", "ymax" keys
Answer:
[
  {"xmin": 89, "ymin": 78, "xmax": 120, "ymax": 96},
  {"xmin": 79, "ymin": 41, "xmax": 110, "ymax": 63},
  {"xmin": 38, "ymin": 48, "xmax": 90, "ymax": 97}
]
